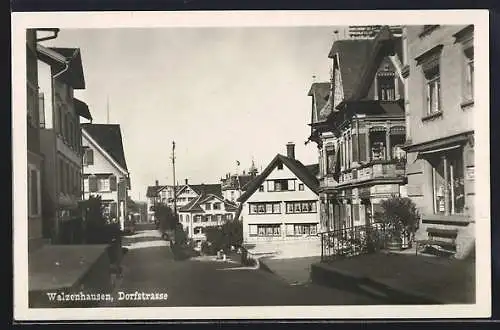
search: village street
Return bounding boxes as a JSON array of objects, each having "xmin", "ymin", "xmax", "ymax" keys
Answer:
[{"xmin": 106, "ymin": 228, "xmax": 385, "ymax": 307}]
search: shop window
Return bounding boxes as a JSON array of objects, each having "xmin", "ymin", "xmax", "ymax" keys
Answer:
[{"xmin": 430, "ymin": 148, "xmax": 465, "ymax": 215}]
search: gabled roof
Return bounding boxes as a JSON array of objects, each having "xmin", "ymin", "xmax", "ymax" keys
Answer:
[
  {"xmin": 328, "ymin": 39, "xmax": 372, "ymax": 100},
  {"xmin": 146, "ymin": 185, "xmax": 175, "ymax": 198},
  {"xmin": 178, "ymin": 195, "xmax": 204, "ymax": 213},
  {"xmin": 189, "ymin": 184, "xmax": 222, "ymax": 197},
  {"xmin": 237, "ymin": 154, "xmax": 319, "ymax": 203},
  {"xmin": 178, "ymin": 192, "xmax": 238, "ymax": 213},
  {"xmin": 308, "ymin": 82, "xmax": 331, "ymax": 124},
  {"xmin": 82, "ymin": 124, "xmax": 128, "ymax": 172},
  {"xmin": 222, "ymin": 174, "xmax": 255, "ymax": 191}
]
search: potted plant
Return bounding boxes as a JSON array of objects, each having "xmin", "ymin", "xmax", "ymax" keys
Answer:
[{"xmin": 380, "ymin": 196, "xmax": 420, "ymax": 250}]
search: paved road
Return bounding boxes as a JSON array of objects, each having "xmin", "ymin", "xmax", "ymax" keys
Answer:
[{"xmin": 109, "ymin": 230, "xmax": 385, "ymax": 307}]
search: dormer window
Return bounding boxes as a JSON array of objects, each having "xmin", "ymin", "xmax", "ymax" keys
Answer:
[
  {"xmin": 377, "ymin": 71, "xmax": 396, "ymax": 101},
  {"xmin": 277, "ymin": 161, "xmax": 283, "ymax": 170}
]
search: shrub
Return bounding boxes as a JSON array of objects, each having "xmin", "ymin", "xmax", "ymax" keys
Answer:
[
  {"xmin": 204, "ymin": 220, "xmax": 243, "ymax": 253},
  {"xmin": 379, "ymin": 196, "xmax": 420, "ymax": 241}
]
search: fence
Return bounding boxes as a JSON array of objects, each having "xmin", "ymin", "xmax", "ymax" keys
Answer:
[{"xmin": 319, "ymin": 223, "xmax": 389, "ymax": 262}]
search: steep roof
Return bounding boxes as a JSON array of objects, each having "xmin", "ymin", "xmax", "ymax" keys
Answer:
[
  {"xmin": 82, "ymin": 124, "xmax": 128, "ymax": 171},
  {"xmin": 305, "ymin": 164, "xmax": 320, "ymax": 178},
  {"xmin": 178, "ymin": 193, "xmax": 238, "ymax": 213},
  {"xmin": 348, "ymin": 26, "xmax": 401, "ymax": 101},
  {"xmin": 178, "ymin": 195, "xmax": 204, "ymax": 213},
  {"xmin": 328, "ymin": 39, "xmax": 372, "ymax": 100},
  {"xmin": 308, "ymin": 82, "xmax": 331, "ymax": 124},
  {"xmin": 146, "ymin": 185, "xmax": 176, "ymax": 198},
  {"xmin": 189, "ymin": 183, "xmax": 222, "ymax": 197},
  {"xmin": 237, "ymin": 154, "xmax": 319, "ymax": 203}
]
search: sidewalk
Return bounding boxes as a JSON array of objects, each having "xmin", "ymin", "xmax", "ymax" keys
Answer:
[
  {"xmin": 311, "ymin": 252, "xmax": 475, "ymax": 304},
  {"xmin": 259, "ymin": 256, "xmax": 321, "ymax": 285}
]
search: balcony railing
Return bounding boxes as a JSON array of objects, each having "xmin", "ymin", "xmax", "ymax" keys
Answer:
[
  {"xmin": 320, "ymin": 159, "xmax": 406, "ymax": 189},
  {"xmin": 319, "ymin": 223, "xmax": 389, "ymax": 262}
]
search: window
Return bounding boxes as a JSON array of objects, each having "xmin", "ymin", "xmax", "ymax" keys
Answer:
[
  {"xmin": 206, "ymin": 215, "xmax": 212, "ymax": 222},
  {"xmin": 326, "ymin": 146, "xmax": 336, "ymax": 174},
  {"xmin": 38, "ymin": 92, "xmax": 45, "ymax": 128},
  {"xmin": 277, "ymin": 161, "xmax": 283, "ymax": 170},
  {"xmin": 213, "ymin": 202, "xmax": 221, "ymax": 210},
  {"xmin": 299, "ymin": 184, "xmax": 304, "ymax": 191},
  {"xmin": 194, "ymin": 215, "xmax": 201, "ymax": 223},
  {"xmin": 83, "ymin": 148, "xmax": 94, "ymax": 166},
  {"xmin": 99, "ymin": 178, "xmax": 110, "ymax": 191},
  {"xmin": 205, "ymin": 203, "xmax": 211, "ymax": 210},
  {"xmin": 285, "ymin": 201, "xmax": 317, "ymax": 214},
  {"xmin": 286, "ymin": 224, "xmax": 317, "ymax": 236},
  {"xmin": 202, "ymin": 215, "xmax": 208, "ymax": 222},
  {"xmin": 464, "ymin": 47, "xmax": 474, "ymax": 101},
  {"xmin": 267, "ymin": 179, "xmax": 295, "ymax": 192},
  {"xmin": 249, "ymin": 224, "xmax": 281, "ymax": 237},
  {"xmin": 425, "ymin": 65, "xmax": 441, "ymax": 115},
  {"xmin": 249, "ymin": 202, "xmax": 281, "ymax": 214},
  {"xmin": 377, "ymin": 72, "xmax": 396, "ymax": 101},
  {"xmin": 226, "ymin": 213, "xmax": 233, "ymax": 221},
  {"xmin": 259, "ymin": 185, "xmax": 264, "ymax": 192},
  {"xmin": 429, "ymin": 148, "xmax": 465, "ymax": 215},
  {"xmin": 230, "ymin": 191, "xmax": 235, "ymax": 201},
  {"xmin": 194, "ymin": 227, "xmax": 203, "ymax": 235},
  {"xmin": 216, "ymin": 214, "xmax": 222, "ymax": 222},
  {"xmin": 27, "ymin": 166, "xmax": 41, "ymax": 217}
]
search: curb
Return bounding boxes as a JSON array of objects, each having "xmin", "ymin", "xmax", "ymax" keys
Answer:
[{"xmin": 310, "ymin": 263, "xmax": 441, "ymax": 304}]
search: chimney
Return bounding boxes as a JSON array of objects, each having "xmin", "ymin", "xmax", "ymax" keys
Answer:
[
  {"xmin": 185, "ymin": 178, "xmax": 188, "ymax": 185},
  {"xmin": 286, "ymin": 142, "xmax": 295, "ymax": 159},
  {"xmin": 155, "ymin": 180, "xmax": 159, "ymax": 187}
]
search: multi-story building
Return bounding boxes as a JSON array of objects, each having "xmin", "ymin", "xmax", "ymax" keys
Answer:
[
  {"xmin": 37, "ymin": 43, "xmax": 92, "ymax": 242},
  {"xmin": 145, "ymin": 182, "xmax": 176, "ymax": 222},
  {"xmin": 178, "ymin": 185, "xmax": 238, "ymax": 250},
  {"xmin": 220, "ymin": 166, "xmax": 257, "ymax": 203},
  {"xmin": 81, "ymin": 123, "xmax": 130, "ymax": 231},
  {"xmin": 307, "ymin": 26, "xmax": 407, "ymax": 233},
  {"xmin": 27, "ymin": 29, "xmax": 45, "ymax": 252},
  {"xmin": 401, "ymin": 25, "xmax": 475, "ymax": 259},
  {"xmin": 237, "ymin": 143, "xmax": 321, "ymax": 258}
]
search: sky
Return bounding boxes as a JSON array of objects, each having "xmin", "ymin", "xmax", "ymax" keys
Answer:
[{"xmin": 42, "ymin": 26, "xmax": 344, "ymax": 202}]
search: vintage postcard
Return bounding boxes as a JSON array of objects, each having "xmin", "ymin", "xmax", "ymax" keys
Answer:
[{"xmin": 12, "ymin": 10, "xmax": 491, "ymax": 321}]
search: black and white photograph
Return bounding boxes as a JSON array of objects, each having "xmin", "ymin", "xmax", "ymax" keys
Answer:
[{"xmin": 13, "ymin": 10, "xmax": 490, "ymax": 320}]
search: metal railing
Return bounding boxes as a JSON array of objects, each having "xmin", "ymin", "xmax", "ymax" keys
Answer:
[{"xmin": 319, "ymin": 223, "xmax": 389, "ymax": 262}]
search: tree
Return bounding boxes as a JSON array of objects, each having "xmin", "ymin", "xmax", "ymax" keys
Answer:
[
  {"xmin": 127, "ymin": 196, "xmax": 139, "ymax": 214},
  {"xmin": 154, "ymin": 204, "xmax": 178, "ymax": 233}
]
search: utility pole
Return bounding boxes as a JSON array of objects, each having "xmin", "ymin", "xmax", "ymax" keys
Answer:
[{"xmin": 171, "ymin": 141, "xmax": 177, "ymax": 218}]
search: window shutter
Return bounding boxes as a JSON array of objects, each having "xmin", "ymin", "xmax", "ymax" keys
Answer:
[
  {"xmin": 110, "ymin": 175, "xmax": 117, "ymax": 191},
  {"xmin": 267, "ymin": 180, "xmax": 275, "ymax": 192},
  {"xmin": 286, "ymin": 224, "xmax": 294, "ymax": 236},
  {"xmin": 87, "ymin": 149, "xmax": 94, "ymax": 165},
  {"xmin": 89, "ymin": 176, "xmax": 98, "ymax": 192},
  {"xmin": 287, "ymin": 180, "xmax": 295, "ymax": 191}
]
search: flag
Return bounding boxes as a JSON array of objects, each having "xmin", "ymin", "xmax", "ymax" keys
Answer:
[{"xmin": 236, "ymin": 160, "xmax": 240, "ymax": 166}]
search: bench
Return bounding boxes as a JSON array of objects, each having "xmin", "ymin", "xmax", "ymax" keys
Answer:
[{"xmin": 415, "ymin": 227, "xmax": 458, "ymax": 256}]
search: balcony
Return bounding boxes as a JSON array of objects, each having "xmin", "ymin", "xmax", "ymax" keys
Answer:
[
  {"xmin": 320, "ymin": 159, "xmax": 406, "ymax": 190},
  {"xmin": 339, "ymin": 159, "xmax": 406, "ymax": 186}
]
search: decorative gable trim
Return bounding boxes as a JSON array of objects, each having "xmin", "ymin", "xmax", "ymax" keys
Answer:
[{"xmin": 82, "ymin": 128, "xmax": 128, "ymax": 176}]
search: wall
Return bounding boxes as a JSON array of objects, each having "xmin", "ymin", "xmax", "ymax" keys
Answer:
[
  {"xmin": 405, "ymin": 25, "xmax": 474, "ymax": 145},
  {"xmin": 37, "ymin": 59, "xmax": 53, "ymax": 129}
]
